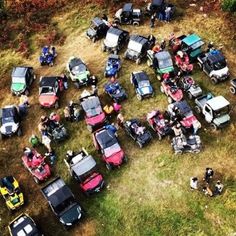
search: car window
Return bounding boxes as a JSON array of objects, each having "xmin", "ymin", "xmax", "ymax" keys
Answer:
[{"xmin": 128, "ymin": 40, "xmax": 142, "ymax": 52}]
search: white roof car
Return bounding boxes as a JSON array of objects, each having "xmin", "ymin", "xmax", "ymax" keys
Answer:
[{"xmin": 207, "ymin": 96, "xmax": 230, "ymax": 111}]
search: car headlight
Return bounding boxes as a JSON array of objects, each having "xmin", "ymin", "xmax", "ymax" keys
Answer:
[{"xmin": 66, "ymin": 222, "xmax": 72, "ymax": 226}]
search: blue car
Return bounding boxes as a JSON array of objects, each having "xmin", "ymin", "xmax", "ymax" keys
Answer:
[
  {"xmin": 39, "ymin": 46, "xmax": 57, "ymax": 66},
  {"xmin": 104, "ymin": 81, "xmax": 127, "ymax": 103},
  {"xmin": 130, "ymin": 71, "xmax": 154, "ymax": 100},
  {"xmin": 104, "ymin": 54, "xmax": 121, "ymax": 78}
]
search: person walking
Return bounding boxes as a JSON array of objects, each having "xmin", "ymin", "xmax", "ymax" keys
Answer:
[
  {"xmin": 190, "ymin": 177, "xmax": 198, "ymax": 190},
  {"xmin": 165, "ymin": 6, "xmax": 172, "ymax": 22}
]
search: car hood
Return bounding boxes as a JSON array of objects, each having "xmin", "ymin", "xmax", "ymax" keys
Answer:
[
  {"xmin": 11, "ymin": 83, "xmax": 25, "ymax": 92},
  {"xmin": 86, "ymin": 112, "xmax": 106, "ymax": 126},
  {"xmin": 105, "ymin": 149, "xmax": 125, "ymax": 166},
  {"xmin": 71, "ymin": 71, "xmax": 89, "ymax": 82},
  {"xmin": 60, "ymin": 204, "xmax": 82, "ymax": 225},
  {"xmin": 80, "ymin": 173, "xmax": 103, "ymax": 191},
  {"xmin": 104, "ymin": 39, "xmax": 117, "ymax": 48},
  {"xmin": 213, "ymin": 114, "xmax": 230, "ymax": 125},
  {"xmin": 39, "ymin": 94, "xmax": 57, "ymax": 106},
  {"xmin": 0, "ymin": 122, "xmax": 19, "ymax": 135}
]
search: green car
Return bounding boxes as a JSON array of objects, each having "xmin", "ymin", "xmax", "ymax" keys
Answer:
[
  {"xmin": 11, "ymin": 66, "xmax": 35, "ymax": 96},
  {"xmin": 147, "ymin": 50, "xmax": 174, "ymax": 80}
]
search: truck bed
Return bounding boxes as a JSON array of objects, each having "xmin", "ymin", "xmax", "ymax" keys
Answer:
[{"xmin": 195, "ymin": 94, "xmax": 209, "ymax": 108}]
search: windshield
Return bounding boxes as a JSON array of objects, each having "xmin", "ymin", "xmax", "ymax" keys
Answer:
[
  {"xmin": 12, "ymin": 76, "xmax": 25, "ymax": 84},
  {"xmin": 41, "ymin": 87, "xmax": 54, "ymax": 94},
  {"xmin": 214, "ymin": 106, "xmax": 229, "ymax": 118},
  {"xmin": 90, "ymin": 23, "xmax": 97, "ymax": 31},
  {"xmin": 159, "ymin": 58, "xmax": 173, "ymax": 69},
  {"xmin": 86, "ymin": 106, "xmax": 102, "ymax": 117},
  {"xmin": 191, "ymin": 40, "xmax": 204, "ymax": 50},
  {"xmin": 54, "ymin": 197, "xmax": 75, "ymax": 215},
  {"xmin": 128, "ymin": 40, "xmax": 142, "ymax": 53},
  {"xmin": 138, "ymin": 80, "xmax": 150, "ymax": 87},
  {"xmin": 2, "ymin": 109, "xmax": 17, "ymax": 124},
  {"xmin": 213, "ymin": 60, "xmax": 226, "ymax": 70},
  {"xmin": 106, "ymin": 33, "xmax": 119, "ymax": 45},
  {"xmin": 71, "ymin": 64, "xmax": 86, "ymax": 75}
]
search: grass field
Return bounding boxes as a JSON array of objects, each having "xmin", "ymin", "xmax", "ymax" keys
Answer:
[{"xmin": 0, "ymin": 1, "xmax": 236, "ymax": 236}]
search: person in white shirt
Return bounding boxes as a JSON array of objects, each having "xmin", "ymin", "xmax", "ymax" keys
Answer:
[{"xmin": 190, "ymin": 177, "xmax": 198, "ymax": 190}]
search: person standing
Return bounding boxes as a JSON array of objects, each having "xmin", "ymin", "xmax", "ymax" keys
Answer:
[
  {"xmin": 190, "ymin": 177, "xmax": 198, "ymax": 190},
  {"xmin": 165, "ymin": 6, "xmax": 171, "ymax": 22},
  {"xmin": 117, "ymin": 113, "xmax": 125, "ymax": 128},
  {"xmin": 20, "ymin": 94, "xmax": 30, "ymax": 107},
  {"xmin": 204, "ymin": 167, "xmax": 214, "ymax": 183},
  {"xmin": 61, "ymin": 74, "xmax": 68, "ymax": 90},
  {"xmin": 150, "ymin": 14, "xmax": 155, "ymax": 28},
  {"xmin": 214, "ymin": 181, "xmax": 224, "ymax": 195}
]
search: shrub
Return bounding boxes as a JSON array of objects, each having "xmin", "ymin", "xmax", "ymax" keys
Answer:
[{"xmin": 222, "ymin": 0, "xmax": 236, "ymax": 12}]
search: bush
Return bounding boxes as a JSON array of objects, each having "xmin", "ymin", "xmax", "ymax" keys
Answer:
[{"xmin": 222, "ymin": 0, "xmax": 236, "ymax": 12}]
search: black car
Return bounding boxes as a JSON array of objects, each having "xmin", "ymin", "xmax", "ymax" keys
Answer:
[
  {"xmin": 146, "ymin": 0, "xmax": 165, "ymax": 15},
  {"xmin": 11, "ymin": 66, "xmax": 35, "ymax": 96},
  {"xmin": 124, "ymin": 35, "xmax": 156, "ymax": 64},
  {"xmin": 0, "ymin": 105, "xmax": 22, "ymax": 140},
  {"xmin": 41, "ymin": 177, "xmax": 83, "ymax": 228},
  {"xmin": 102, "ymin": 27, "xmax": 129, "ymax": 54},
  {"xmin": 8, "ymin": 213, "xmax": 43, "ymax": 236},
  {"xmin": 86, "ymin": 17, "xmax": 110, "ymax": 42},
  {"xmin": 124, "ymin": 119, "xmax": 152, "ymax": 148},
  {"xmin": 114, "ymin": 3, "xmax": 142, "ymax": 26}
]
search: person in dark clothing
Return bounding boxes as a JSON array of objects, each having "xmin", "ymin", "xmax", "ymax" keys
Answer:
[
  {"xmin": 61, "ymin": 74, "xmax": 68, "ymax": 90},
  {"xmin": 160, "ymin": 40, "xmax": 166, "ymax": 50},
  {"xmin": 204, "ymin": 167, "xmax": 214, "ymax": 183},
  {"xmin": 213, "ymin": 180, "xmax": 224, "ymax": 196},
  {"xmin": 102, "ymin": 14, "xmax": 108, "ymax": 21},
  {"xmin": 150, "ymin": 14, "xmax": 155, "ymax": 28}
]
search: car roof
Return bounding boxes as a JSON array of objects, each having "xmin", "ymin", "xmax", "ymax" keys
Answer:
[
  {"xmin": 107, "ymin": 27, "xmax": 123, "ymax": 36},
  {"xmin": 123, "ymin": 3, "xmax": 133, "ymax": 12},
  {"xmin": 96, "ymin": 128, "xmax": 116, "ymax": 146},
  {"xmin": 152, "ymin": 0, "xmax": 164, "ymax": 6},
  {"xmin": 182, "ymin": 34, "xmax": 202, "ymax": 46},
  {"xmin": 92, "ymin": 17, "xmax": 104, "ymax": 26},
  {"xmin": 71, "ymin": 155, "xmax": 96, "ymax": 177},
  {"xmin": 11, "ymin": 67, "xmax": 29, "ymax": 77},
  {"xmin": 81, "ymin": 96, "xmax": 100, "ymax": 111},
  {"xmin": 133, "ymin": 71, "xmax": 149, "ymax": 82},
  {"xmin": 130, "ymin": 35, "xmax": 148, "ymax": 45},
  {"xmin": 207, "ymin": 96, "xmax": 230, "ymax": 110},
  {"xmin": 69, "ymin": 57, "xmax": 84, "ymax": 68},
  {"xmin": 155, "ymin": 50, "xmax": 172, "ymax": 61},
  {"xmin": 39, "ymin": 77, "xmax": 58, "ymax": 87},
  {"xmin": 173, "ymin": 100, "xmax": 191, "ymax": 115},
  {"xmin": 207, "ymin": 51, "xmax": 225, "ymax": 63},
  {"xmin": 2, "ymin": 106, "xmax": 17, "ymax": 117}
]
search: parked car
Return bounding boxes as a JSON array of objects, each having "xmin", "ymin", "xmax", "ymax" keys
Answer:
[
  {"xmin": 114, "ymin": 3, "xmax": 142, "ymax": 26},
  {"xmin": 41, "ymin": 177, "xmax": 83, "ymax": 228},
  {"xmin": 197, "ymin": 50, "xmax": 229, "ymax": 84},
  {"xmin": 93, "ymin": 127, "xmax": 127, "ymax": 170},
  {"xmin": 86, "ymin": 17, "xmax": 110, "ymax": 42},
  {"xmin": 130, "ymin": 71, "xmax": 154, "ymax": 100},
  {"xmin": 64, "ymin": 148, "xmax": 105, "ymax": 196},
  {"xmin": 104, "ymin": 81, "xmax": 127, "ymax": 103},
  {"xmin": 104, "ymin": 54, "xmax": 122, "ymax": 78},
  {"xmin": 11, "ymin": 66, "xmax": 35, "ymax": 96},
  {"xmin": 8, "ymin": 213, "xmax": 43, "ymax": 236},
  {"xmin": 124, "ymin": 34, "xmax": 155, "ymax": 64},
  {"xmin": 0, "ymin": 105, "xmax": 22, "ymax": 140},
  {"xmin": 0, "ymin": 176, "xmax": 24, "ymax": 211},
  {"xmin": 102, "ymin": 27, "xmax": 129, "ymax": 54}
]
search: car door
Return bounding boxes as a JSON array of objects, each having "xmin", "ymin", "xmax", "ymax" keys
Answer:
[
  {"xmin": 203, "ymin": 59, "xmax": 212, "ymax": 75},
  {"xmin": 204, "ymin": 105, "xmax": 213, "ymax": 123}
]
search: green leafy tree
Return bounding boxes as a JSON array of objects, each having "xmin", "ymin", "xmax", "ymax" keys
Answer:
[{"xmin": 222, "ymin": 0, "xmax": 236, "ymax": 12}]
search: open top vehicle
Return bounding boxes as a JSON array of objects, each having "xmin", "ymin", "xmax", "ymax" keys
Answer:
[
  {"xmin": 175, "ymin": 51, "xmax": 193, "ymax": 74},
  {"xmin": 0, "ymin": 176, "xmax": 24, "ymax": 211},
  {"xmin": 197, "ymin": 50, "xmax": 229, "ymax": 84},
  {"xmin": 11, "ymin": 66, "xmax": 35, "ymax": 96},
  {"xmin": 179, "ymin": 76, "xmax": 202, "ymax": 99},
  {"xmin": 124, "ymin": 119, "xmax": 152, "ymax": 148},
  {"xmin": 195, "ymin": 93, "xmax": 230, "ymax": 130},
  {"xmin": 124, "ymin": 34, "xmax": 156, "ymax": 64},
  {"xmin": 104, "ymin": 81, "xmax": 127, "ymax": 103},
  {"xmin": 172, "ymin": 134, "xmax": 201, "ymax": 154},
  {"xmin": 130, "ymin": 71, "xmax": 154, "ymax": 100},
  {"xmin": 41, "ymin": 177, "xmax": 83, "ymax": 228},
  {"xmin": 80, "ymin": 94, "xmax": 106, "ymax": 132},
  {"xmin": 93, "ymin": 127, "xmax": 127, "ymax": 170},
  {"xmin": 104, "ymin": 54, "xmax": 122, "ymax": 78},
  {"xmin": 39, "ymin": 76, "xmax": 63, "ymax": 109},
  {"xmin": 147, "ymin": 110, "xmax": 173, "ymax": 140},
  {"xmin": 67, "ymin": 57, "xmax": 96, "ymax": 88},
  {"xmin": 168, "ymin": 100, "xmax": 201, "ymax": 131},
  {"xmin": 147, "ymin": 50, "xmax": 174, "ymax": 80},
  {"xmin": 114, "ymin": 3, "xmax": 142, "ymax": 26},
  {"xmin": 39, "ymin": 46, "xmax": 57, "ymax": 66},
  {"xmin": 86, "ymin": 17, "xmax": 110, "ymax": 42},
  {"xmin": 22, "ymin": 149, "xmax": 51, "ymax": 184},
  {"xmin": 102, "ymin": 27, "xmax": 129, "ymax": 54},
  {"xmin": 64, "ymin": 148, "xmax": 104, "ymax": 196},
  {"xmin": 8, "ymin": 213, "xmax": 43, "ymax": 236},
  {"xmin": 0, "ymin": 105, "xmax": 22, "ymax": 140},
  {"xmin": 230, "ymin": 79, "xmax": 236, "ymax": 94}
]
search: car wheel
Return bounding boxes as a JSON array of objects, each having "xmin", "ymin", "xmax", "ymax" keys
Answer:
[
  {"xmin": 211, "ymin": 77, "xmax": 218, "ymax": 85},
  {"xmin": 54, "ymin": 101, "xmax": 59, "ymax": 109},
  {"xmin": 87, "ymin": 125, "xmax": 93, "ymax": 132},
  {"xmin": 106, "ymin": 163, "xmax": 112, "ymax": 171},
  {"xmin": 230, "ymin": 86, "xmax": 236, "ymax": 94},
  {"xmin": 137, "ymin": 93, "xmax": 142, "ymax": 101},
  {"xmin": 187, "ymin": 91, "xmax": 193, "ymax": 100},
  {"xmin": 24, "ymin": 89, "xmax": 29, "ymax": 96},
  {"xmin": 92, "ymin": 37, "xmax": 96, "ymax": 43},
  {"xmin": 136, "ymin": 58, "xmax": 141, "ymax": 65},
  {"xmin": 138, "ymin": 141, "xmax": 143, "ymax": 148},
  {"xmin": 147, "ymin": 59, "xmax": 152, "ymax": 67},
  {"xmin": 210, "ymin": 123, "xmax": 217, "ymax": 131},
  {"xmin": 17, "ymin": 128, "xmax": 22, "ymax": 137},
  {"xmin": 133, "ymin": 21, "xmax": 139, "ymax": 26},
  {"xmin": 167, "ymin": 97, "xmax": 173, "ymax": 104},
  {"xmin": 33, "ymin": 176, "xmax": 40, "ymax": 184},
  {"xmin": 194, "ymin": 106, "xmax": 201, "ymax": 114},
  {"xmin": 160, "ymin": 86, "xmax": 164, "ymax": 93},
  {"xmin": 197, "ymin": 62, "xmax": 202, "ymax": 70},
  {"xmin": 157, "ymin": 75, "xmax": 161, "ymax": 81}
]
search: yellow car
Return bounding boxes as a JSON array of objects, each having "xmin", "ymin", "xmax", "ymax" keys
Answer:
[{"xmin": 0, "ymin": 176, "xmax": 24, "ymax": 210}]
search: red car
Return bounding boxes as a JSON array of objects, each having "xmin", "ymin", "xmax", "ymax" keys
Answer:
[
  {"xmin": 175, "ymin": 51, "xmax": 193, "ymax": 74},
  {"xmin": 93, "ymin": 127, "xmax": 127, "ymax": 170},
  {"xmin": 80, "ymin": 94, "xmax": 106, "ymax": 132},
  {"xmin": 22, "ymin": 149, "xmax": 51, "ymax": 184},
  {"xmin": 39, "ymin": 76, "xmax": 63, "ymax": 109},
  {"xmin": 64, "ymin": 148, "xmax": 104, "ymax": 196}
]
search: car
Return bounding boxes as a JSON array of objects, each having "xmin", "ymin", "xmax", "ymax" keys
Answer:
[
  {"xmin": 102, "ymin": 27, "xmax": 129, "ymax": 54},
  {"xmin": 39, "ymin": 46, "xmax": 57, "ymax": 66},
  {"xmin": 124, "ymin": 34, "xmax": 156, "ymax": 64},
  {"xmin": 39, "ymin": 76, "xmax": 63, "ymax": 109},
  {"xmin": 197, "ymin": 50, "xmax": 229, "ymax": 84},
  {"xmin": 22, "ymin": 148, "xmax": 51, "ymax": 184},
  {"xmin": 130, "ymin": 71, "xmax": 154, "ymax": 100},
  {"xmin": 174, "ymin": 51, "xmax": 193, "ymax": 74},
  {"xmin": 147, "ymin": 110, "xmax": 173, "ymax": 140},
  {"xmin": 8, "ymin": 213, "xmax": 44, "ymax": 236},
  {"xmin": 67, "ymin": 57, "xmax": 96, "ymax": 88},
  {"xmin": 64, "ymin": 148, "xmax": 105, "ymax": 196},
  {"xmin": 114, "ymin": 3, "xmax": 142, "ymax": 26},
  {"xmin": 41, "ymin": 177, "xmax": 83, "ymax": 228},
  {"xmin": 104, "ymin": 54, "xmax": 122, "ymax": 78},
  {"xmin": 0, "ymin": 105, "xmax": 22, "ymax": 140},
  {"xmin": 80, "ymin": 94, "xmax": 106, "ymax": 132},
  {"xmin": 147, "ymin": 50, "xmax": 175, "ymax": 80},
  {"xmin": 104, "ymin": 81, "xmax": 127, "ymax": 103},
  {"xmin": 230, "ymin": 79, "xmax": 236, "ymax": 94},
  {"xmin": 93, "ymin": 127, "xmax": 127, "ymax": 170},
  {"xmin": 124, "ymin": 119, "xmax": 152, "ymax": 148},
  {"xmin": 194, "ymin": 93, "xmax": 230, "ymax": 130},
  {"xmin": 11, "ymin": 66, "xmax": 35, "ymax": 96},
  {"xmin": 0, "ymin": 176, "xmax": 24, "ymax": 211},
  {"xmin": 86, "ymin": 17, "xmax": 110, "ymax": 42}
]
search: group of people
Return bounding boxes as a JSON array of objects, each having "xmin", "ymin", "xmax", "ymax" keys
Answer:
[{"xmin": 190, "ymin": 168, "xmax": 224, "ymax": 197}]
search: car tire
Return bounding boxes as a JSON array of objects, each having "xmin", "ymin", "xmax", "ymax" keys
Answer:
[
  {"xmin": 137, "ymin": 94, "xmax": 142, "ymax": 101},
  {"xmin": 106, "ymin": 163, "xmax": 112, "ymax": 171},
  {"xmin": 230, "ymin": 86, "xmax": 236, "ymax": 94},
  {"xmin": 17, "ymin": 128, "xmax": 22, "ymax": 137},
  {"xmin": 211, "ymin": 77, "xmax": 218, "ymax": 85},
  {"xmin": 210, "ymin": 123, "xmax": 217, "ymax": 131},
  {"xmin": 33, "ymin": 176, "xmax": 40, "ymax": 184},
  {"xmin": 49, "ymin": 62, "xmax": 54, "ymax": 67},
  {"xmin": 160, "ymin": 86, "xmax": 164, "ymax": 93},
  {"xmin": 195, "ymin": 106, "xmax": 201, "ymax": 114},
  {"xmin": 167, "ymin": 97, "xmax": 173, "ymax": 104},
  {"xmin": 187, "ymin": 92, "xmax": 193, "ymax": 100},
  {"xmin": 133, "ymin": 21, "xmax": 139, "ymax": 26},
  {"xmin": 136, "ymin": 58, "xmax": 141, "ymax": 65},
  {"xmin": 54, "ymin": 101, "xmax": 59, "ymax": 109},
  {"xmin": 197, "ymin": 62, "xmax": 203, "ymax": 70}
]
